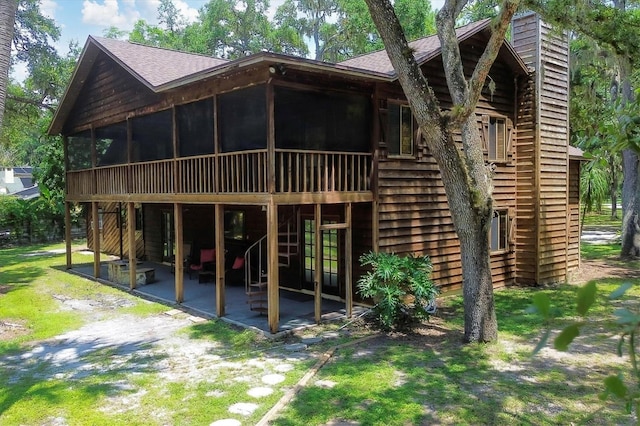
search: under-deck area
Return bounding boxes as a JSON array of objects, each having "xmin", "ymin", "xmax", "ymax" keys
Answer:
[{"xmin": 69, "ymin": 260, "xmax": 354, "ymax": 334}]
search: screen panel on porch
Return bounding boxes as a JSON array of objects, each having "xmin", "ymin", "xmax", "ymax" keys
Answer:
[
  {"xmin": 177, "ymin": 98, "xmax": 214, "ymax": 157},
  {"xmin": 131, "ymin": 110, "xmax": 173, "ymax": 162},
  {"xmin": 274, "ymin": 87, "xmax": 371, "ymax": 152},
  {"xmin": 67, "ymin": 130, "xmax": 92, "ymax": 170},
  {"xmin": 218, "ymin": 85, "xmax": 267, "ymax": 152},
  {"xmin": 95, "ymin": 123, "xmax": 127, "ymax": 166}
]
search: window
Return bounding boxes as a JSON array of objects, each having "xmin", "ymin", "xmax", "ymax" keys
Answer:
[
  {"xmin": 224, "ymin": 210, "xmax": 245, "ymax": 240},
  {"xmin": 488, "ymin": 117, "xmax": 506, "ymax": 161},
  {"xmin": 303, "ymin": 218, "xmax": 339, "ymax": 293},
  {"xmin": 388, "ymin": 104, "xmax": 414, "ymax": 156},
  {"xmin": 490, "ymin": 210, "xmax": 509, "ymax": 252}
]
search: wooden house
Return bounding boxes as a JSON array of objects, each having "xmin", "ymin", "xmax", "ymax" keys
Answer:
[{"xmin": 49, "ymin": 12, "xmax": 581, "ymax": 333}]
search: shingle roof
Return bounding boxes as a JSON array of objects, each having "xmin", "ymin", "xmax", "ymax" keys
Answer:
[
  {"xmin": 92, "ymin": 37, "xmax": 229, "ymax": 88},
  {"xmin": 339, "ymin": 19, "xmax": 492, "ymax": 75}
]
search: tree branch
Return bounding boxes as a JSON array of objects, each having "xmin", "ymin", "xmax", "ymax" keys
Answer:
[
  {"xmin": 7, "ymin": 94, "xmax": 56, "ymax": 112},
  {"xmin": 524, "ymin": 0, "xmax": 640, "ymax": 65},
  {"xmin": 464, "ymin": 0, "xmax": 520, "ymax": 117},
  {"xmin": 443, "ymin": 0, "xmax": 521, "ymax": 126},
  {"xmin": 363, "ymin": 0, "xmax": 442, "ymax": 123}
]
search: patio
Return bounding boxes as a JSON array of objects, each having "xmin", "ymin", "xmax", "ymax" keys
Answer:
[{"xmin": 69, "ymin": 259, "xmax": 357, "ymax": 335}]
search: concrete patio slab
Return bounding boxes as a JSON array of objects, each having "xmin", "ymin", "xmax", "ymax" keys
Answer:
[{"xmin": 68, "ymin": 260, "xmax": 356, "ymax": 335}]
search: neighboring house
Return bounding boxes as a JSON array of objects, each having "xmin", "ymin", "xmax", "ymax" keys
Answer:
[
  {"xmin": 0, "ymin": 167, "xmax": 39, "ymax": 200},
  {"xmin": 48, "ymin": 13, "xmax": 581, "ymax": 333}
]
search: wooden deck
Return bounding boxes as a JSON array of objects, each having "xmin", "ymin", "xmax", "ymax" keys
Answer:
[{"xmin": 66, "ymin": 149, "xmax": 372, "ymax": 202}]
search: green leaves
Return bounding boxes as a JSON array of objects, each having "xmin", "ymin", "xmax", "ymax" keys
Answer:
[
  {"xmin": 554, "ymin": 323, "xmax": 582, "ymax": 351},
  {"xmin": 357, "ymin": 251, "xmax": 438, "ymax": 330},
  {"xmin": 530, "ymin": 292, "xmax": 551, "ymax": 319},
  {"xmin": 531, "ymin": 282, "xmax": 598, "ymax": 353},
  {"xmin": 576, "ymin": 281, "xmax": 597, "ymax": 316},
  {"xmin": 530, "ymin": 281, "xmax": 640, "ymax": 419},
  {"xmin": 602, "ymin": 375, "xmax": 628, "ymax": 399}
]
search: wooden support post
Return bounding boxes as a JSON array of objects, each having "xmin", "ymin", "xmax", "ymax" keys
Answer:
[
  {"xmin": 174, "ymin": 203, "xmax": 184, "ymax": 303},
  {"xmin": 91, "ymin": 201, "xmax": 101, "ymax": 278},
  {"xmin": 215, "ymin": 204, "xmax": 226, "ymax": 317},
  {"xmin": 372, "ymin": 200, "xmax": 379, "ymax": 253},
  {"xmin": 127, "ymin": 202, "xmax": 137, "ymax": 290},
  {"xmin": 314, "ymin": 204, "xmax": 322, "ymax": 324},
  {"xmin": 267, "ymin": 201, "xmax": 279, "ymax": 333},
  {"xmin": 267, "ymin": 81, "xmax": 276, "ymax": 194},
  {"xmin": 345, "ymin": 203, "xmax": 353, "ymax": 318},
  {"xmin": 65, "ymin": 202, "xmax": 72, "ymax": 269}
]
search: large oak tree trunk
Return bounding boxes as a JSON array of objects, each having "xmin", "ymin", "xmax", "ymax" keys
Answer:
[
  {"xmin": 0, "ymin": 0, "xmax": 17, "ymax": 133},
  {"xmin": 621, "ymin": 149, "xmax": 639, "ymax": 257},
  {"xmin": 364, "ymin": 0, "xmax": 516, "ymax": 342},
  {"xmin": 617, "ymin": 56, "xmax": 639, "ymax": 258}
]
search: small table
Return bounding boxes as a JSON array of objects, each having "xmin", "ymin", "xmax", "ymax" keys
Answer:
[{"xmin": 107, "ymin": 260, "xmax": 154, "ymax": 285}]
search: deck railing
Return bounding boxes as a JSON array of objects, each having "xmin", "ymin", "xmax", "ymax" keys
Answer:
[
  {"xmin": 275, "ymin": 149, "xmax": 371, "ymax": 192},
  {"xmin": 66, "ymin": 149, "xmax": 371, "ymax": 197}
]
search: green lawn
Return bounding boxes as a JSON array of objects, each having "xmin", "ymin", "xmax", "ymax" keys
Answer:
[
  {"xmin": 0, "ymin": 242, "xmax": 313, "ymax": 425},
  {"xmin": 582, "ymin": 205, "xmax": 622, "ymax": 227},
  {"xmin": 2, "ymin": 240, "xmax": 640, "ymax": 425}
]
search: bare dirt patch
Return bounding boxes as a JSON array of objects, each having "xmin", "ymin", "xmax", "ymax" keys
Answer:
[
  {"xmin": 0, "ymin": 319, "xmax": 29, "ymax": 341},
  {"xmin": 570, "ymin": 258, "xmax": 640, "ymax": 284}
]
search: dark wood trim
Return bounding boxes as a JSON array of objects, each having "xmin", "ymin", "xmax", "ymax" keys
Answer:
[
  {"xmin": 267, "ymin": 201, "xmax": 280, "ymax": 333},
  {"xmin": 215, "ymin": 204, "xmax": 226, "ymax": 316},
  {"xmin": 65, "ymin": 201, "xmax": 72, "ymax": 269},
  {"xmin": 345, "ymin": 202, "xmax": 353, "ymax": 318},
  {"xmin": 267, "ymin": 80, "xmax": 276, "ymax": 194},
  {"xmin": 314, "ymin": 203, "xmax": 322, "ymax": 324},
  {"xmin": 127, "ymin": 202, "xmax": 137, "ymax": 290},
  {"xmin": 174, "ymin": 203, "xmax": 184, "ymax": 303},
  {"xmin": 92, "ymin": 201, "xmax": 101, "ymax": 278}
]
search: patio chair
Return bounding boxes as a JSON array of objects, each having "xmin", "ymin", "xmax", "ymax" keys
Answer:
[
  {"xmin": 226, "ymin": 255, "xmax": 245, "ymax": 286},
  {"xmin": 189, "ymin": 248, "xmax": 215, "ymax": 280}
]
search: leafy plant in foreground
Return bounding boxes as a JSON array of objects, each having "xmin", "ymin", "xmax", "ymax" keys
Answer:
[
  {"xmin": 357, "ymin": 251, "xmax": 438, "ymax": 330},
  {"xmin": 530, "ymin": 281, "xmax": 640, "ymax": 418}
]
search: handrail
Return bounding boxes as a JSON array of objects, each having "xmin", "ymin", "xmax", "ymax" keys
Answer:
[
  {"xmin": 66, "ymin": 149, "xmax": 372, "ymax": 197},
  {"xmin": 244, "ymin": 234, "xmax": 267, "ymax": 294}
]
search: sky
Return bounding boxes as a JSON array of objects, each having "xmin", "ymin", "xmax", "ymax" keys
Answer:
[
  {"xmin": 41, "ymin": 0, "xmax": 211, "ymax": 52},
  {"xmin": 43, "ymin": 0, "xmax": 445, "ymax": 51},
  {"xmin": 13, "ymin": 0, "xmax": 445, "ymax": 79}
]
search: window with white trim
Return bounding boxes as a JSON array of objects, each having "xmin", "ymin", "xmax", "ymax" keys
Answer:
[
  {"xmin": 388, "ymin": 104, "xmax": 414, "ymax": 156},
  {"xmin": 488, "ymin": 117, "xmax": 507, "ymax": 161},
  {"xmin": 490, "ymin": 210, "xmax": 509, "ymax": 252}
]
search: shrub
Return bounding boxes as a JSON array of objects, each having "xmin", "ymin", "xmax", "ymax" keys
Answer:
[{"xmin": 357, "ymin": 251, "xmax": 438, "ymax": 330}]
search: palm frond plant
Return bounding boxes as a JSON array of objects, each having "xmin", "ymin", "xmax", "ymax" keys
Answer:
[{"xmin": 357, "ymin": 251, "xmax": 438, "ymax": 330}]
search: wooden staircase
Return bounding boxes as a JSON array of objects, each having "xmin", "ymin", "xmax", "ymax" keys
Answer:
[{"xmin": 244, "ymin": 211, "xmax": 299, "ymax": 313}]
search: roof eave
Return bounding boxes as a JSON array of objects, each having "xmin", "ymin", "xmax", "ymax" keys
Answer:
[
  {"xmin": 48, "ymin": 39, "xmax": 100, "ymax": 136},
  {"xmin": 154, "ymin": 52, "xmax": 393, "ymax": 92}
]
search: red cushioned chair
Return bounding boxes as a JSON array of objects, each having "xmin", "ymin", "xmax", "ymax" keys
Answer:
[{"xmin": 226, "ymin": 256, "xmax": 245, "ymax": 286}]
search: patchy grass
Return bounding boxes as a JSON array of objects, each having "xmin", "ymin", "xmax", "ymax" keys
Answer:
[
  {"xmin": 275, "ymin": 279, "xmax": 640, "ymax": 425},
  {"xmin": 0, "ymin": 242, "xmax": 170, "ymax": 356},
  {"xmin": 582, "ymin": 205, "xmax": 622, "ymax": 227},
  {"xmin": 3, "ymin": 240, "xmax": 640, "ymax": 425},
  {"xmin": 581, "ymin": 241, "xmax": 621, "ymax": 260},
  {"xmin": 0, "ymin": 242, "xmax": 315, "ymax": 425}
]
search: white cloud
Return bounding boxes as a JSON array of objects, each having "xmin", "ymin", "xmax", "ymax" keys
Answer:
[
  {"xmin": 82, "ymin": 0, "xmax": 141, "ymax": 30},
  {"xmin": 174, "ymin": 0, "xmax": 200, "ymax": 23},
  {"xmin": 40, "ymin": 0, "xmax": 59, "ymax": 19}
]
